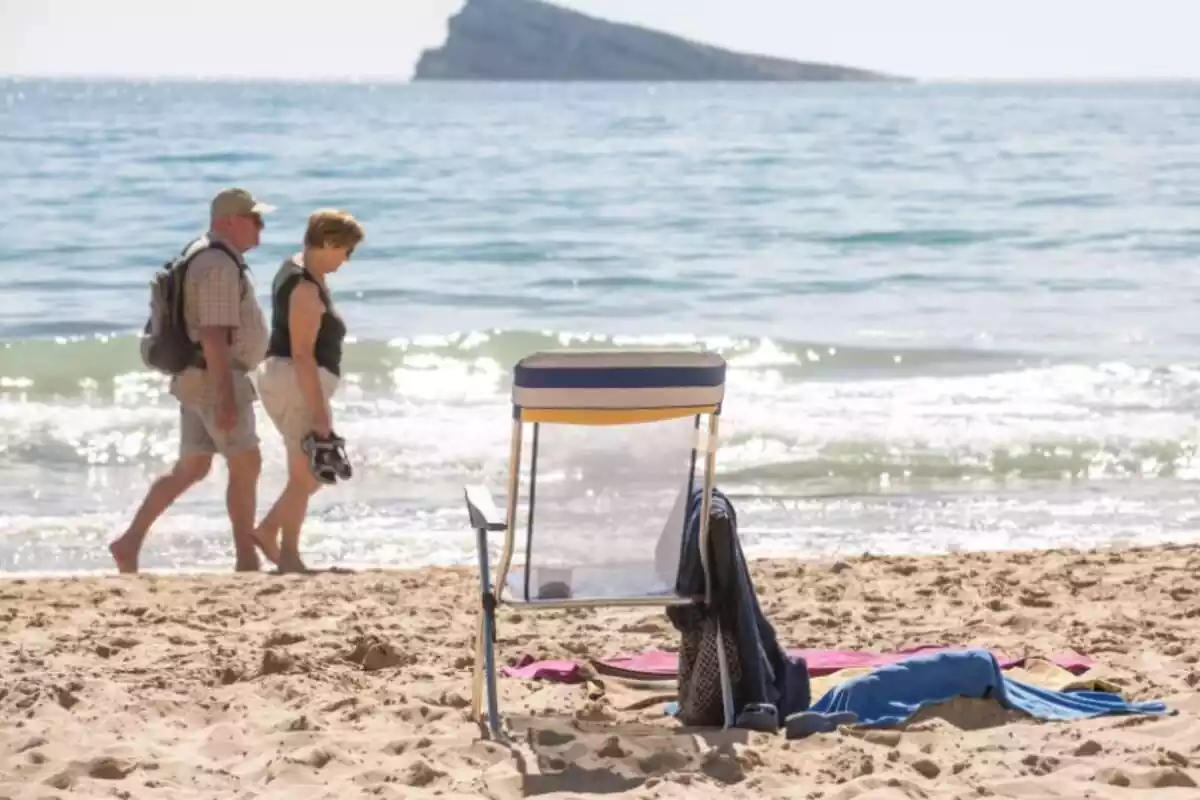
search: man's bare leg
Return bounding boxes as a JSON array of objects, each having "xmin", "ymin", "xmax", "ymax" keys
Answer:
[
  {"xmin": 225, "ymin": 446, "xmax": 263, "ymax": 572},
  {"xmin": 109, "ymin": 454, "xmax": 213, "ymax": 573}
]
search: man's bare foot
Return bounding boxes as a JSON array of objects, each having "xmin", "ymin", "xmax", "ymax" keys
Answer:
[
  {"xmin": 109, "ymin": 536, "xmax": 140, "ymax": 574},
  {"xmin": 250, "ymin": 527, "xmax": 281, "ymax": 565}
]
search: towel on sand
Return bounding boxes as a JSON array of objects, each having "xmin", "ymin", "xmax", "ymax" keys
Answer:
[
  {"xmin": 502, "ymin": 646, "xmax": 1093, "ymax": 682},
  {"xmin": 807, "ymin": 648, "xmax": 1169, "ymax": 728}
]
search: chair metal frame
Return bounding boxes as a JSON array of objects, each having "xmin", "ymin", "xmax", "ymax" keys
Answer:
[{"xmin": 462, "ymin": 349, "xmax": 735, "ymax": 737}]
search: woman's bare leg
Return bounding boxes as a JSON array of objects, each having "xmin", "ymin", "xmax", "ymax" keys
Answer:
[
  {"xmin": 254, "ymin": 447, "xmax": 320, "ymax": 570},
  {"xmin": 257, "ymin": 449, "xmax": 320, "ymax": 573},
  {"xmin": 252, "ymin": 498, "xmax": 284, "ymax": 566}
]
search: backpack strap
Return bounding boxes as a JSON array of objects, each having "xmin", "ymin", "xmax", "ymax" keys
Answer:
[
  {"xmin": 177, "ymin": 239, "xmax": 246, "ymax": 273},
  {"xmin": 203, "ymin": 240, "xmax": 248, "ymax": 273},
  {"xmin": 172, "ymin": 238, "xmax": 249, "ymax": 370}
]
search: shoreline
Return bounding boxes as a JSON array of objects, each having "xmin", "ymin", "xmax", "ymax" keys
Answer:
[
  {"xmin": 4, "ymin": 544, "xmax": 1200, "ymax": 797},
  {"xmin": 3, "ymin": 535, "xmax": 1198, "ymax": 581}
]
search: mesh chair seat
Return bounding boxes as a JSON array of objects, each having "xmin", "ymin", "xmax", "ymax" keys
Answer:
[{"xmin": 504, "ymin": 562, "xmax": 691, "ymax": 604}]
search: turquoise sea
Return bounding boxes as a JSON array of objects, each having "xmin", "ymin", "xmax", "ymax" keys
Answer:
[{"xmin": 3, "ymin": 78, "xmax": 1200, "ymax": 574}]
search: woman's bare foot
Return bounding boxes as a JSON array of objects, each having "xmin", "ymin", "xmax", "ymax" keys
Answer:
[
  {"xmin": 109, "ymin": 535, "xmax": 140, "ymax": 574},
  {"xmin": 277, "ymin": 552, "xmax": 310, "ymax": 575},
  {"xmin": 250, "ymin": 527, "xmax": 282, "ymax": 566}
]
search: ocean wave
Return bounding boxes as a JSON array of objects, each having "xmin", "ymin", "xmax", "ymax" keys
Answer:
[
  {"xmin": 0, "ymin": 328, "xmax": 1031, "ymax": 399},
  {"xmin": 808, "ymin": 228, "xmax": 1022, "ymax": 247},
  {"xmin": 718, "ymin": 436, "xmax": 1200, "ymax": 486},
  {"xmin": 1, "ymin": 331, "xmax": 1199, "ymax": 494},
  {"xmin": 3, "ymin": 396, "xmax": 1199, "ymax": 491}
]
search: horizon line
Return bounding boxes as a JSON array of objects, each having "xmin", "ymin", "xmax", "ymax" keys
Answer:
[{"xmin": 3, "ymin": 73, "xmax": 1200, "ymax": 86}]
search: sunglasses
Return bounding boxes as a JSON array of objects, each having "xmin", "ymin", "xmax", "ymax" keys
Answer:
[{"xmin": 240, "ymin": 213, "xmax": 265, "ymax": 231}]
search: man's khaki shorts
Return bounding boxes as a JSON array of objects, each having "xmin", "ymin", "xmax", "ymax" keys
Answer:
[
  {"xmin": 179, "ymin": 395, "xmax": 259, "ymax": 458},
  {"xmin": 256, "ymin": 356, "xmax": 340, "ymax": 453}
]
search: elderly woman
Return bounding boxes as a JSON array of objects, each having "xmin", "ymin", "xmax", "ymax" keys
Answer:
[{"xmin": 253, "ymin": 209, "xmax": 364, "ymax": 573}]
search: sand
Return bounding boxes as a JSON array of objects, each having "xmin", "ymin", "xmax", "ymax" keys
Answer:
[{"xmin": 4, "ymin": 544, "xmax": 1200, "ymax": 799}]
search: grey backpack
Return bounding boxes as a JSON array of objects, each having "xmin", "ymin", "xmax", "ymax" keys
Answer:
[{"xmin": 139, "ymin": 239, "xmax": 241, "ymax": 375}]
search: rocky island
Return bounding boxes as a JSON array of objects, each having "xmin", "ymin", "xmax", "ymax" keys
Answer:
[{"xmin": 414, "ymin": 0, "xmax": 900, "ymax": 82}]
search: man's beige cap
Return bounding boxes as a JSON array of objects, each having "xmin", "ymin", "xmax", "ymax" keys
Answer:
[{"xmin": 210, "ymin": 187, "xmax": 277, "ymax": 220}]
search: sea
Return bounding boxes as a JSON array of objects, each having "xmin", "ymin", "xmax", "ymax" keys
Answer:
[{"xmin": 3, "ymin": 78, "xmax": 1200, "ymax": 575}]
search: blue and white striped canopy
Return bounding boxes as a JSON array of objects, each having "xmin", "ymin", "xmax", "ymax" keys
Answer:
[{"xmin": 511, "ymin": 349, "xmax": 725, "ymax": 424}]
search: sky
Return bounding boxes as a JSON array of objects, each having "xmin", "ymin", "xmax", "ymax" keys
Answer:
[{"xmin": 0, "ymin": 0, "xmax": 1196, "ymax": 82}]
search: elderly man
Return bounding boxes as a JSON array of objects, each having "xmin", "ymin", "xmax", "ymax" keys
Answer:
[{"xmin": 111, "ymin": 188, "xmax": 273, "ymax": 573}]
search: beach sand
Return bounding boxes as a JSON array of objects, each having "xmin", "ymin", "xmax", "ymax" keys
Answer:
[{"xmin": 4, "ymin": 544, "xmax": 1200, "ymax": 799}]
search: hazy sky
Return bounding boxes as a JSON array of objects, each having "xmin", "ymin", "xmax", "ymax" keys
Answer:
[{"xmin": 1, "ymin": 0, "xmax": 1195, "ymax": 81}]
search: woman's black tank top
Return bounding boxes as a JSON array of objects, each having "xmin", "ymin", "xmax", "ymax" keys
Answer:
[{"xmin": 266, "ymin": 259, "xmax": 347, "ymax": 376}]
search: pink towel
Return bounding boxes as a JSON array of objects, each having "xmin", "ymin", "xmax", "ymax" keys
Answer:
[
  {"xmin": 500, "ymin": 646, "xmax": 1094, "ymax": 682},
  {"xmin": 502, "ymin": 655, "xmax": 587, "ymax": 682}
]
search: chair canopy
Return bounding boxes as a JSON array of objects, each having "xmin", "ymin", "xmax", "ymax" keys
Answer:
[
  {"xmin": 511, "ymin": 349, "xmax": 726, "ymax": 424},
  {"xmin": 502, "ymin": 349, "xmax": 727, "ymax": 603}
]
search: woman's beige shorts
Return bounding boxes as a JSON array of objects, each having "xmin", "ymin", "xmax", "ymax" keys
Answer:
[{"xmin": 256, "ymin": 356, "xmax": 340, "ymax": 452}]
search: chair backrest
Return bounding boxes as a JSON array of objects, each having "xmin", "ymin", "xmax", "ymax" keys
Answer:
[{"xmin": 500, "ymin": 349, "xmax": 726, "ymax": 604}]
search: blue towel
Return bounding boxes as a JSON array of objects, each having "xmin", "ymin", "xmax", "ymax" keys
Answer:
[{"xmin": 808, "ymin": 648, "xmax": 1169, "ymax": 728}]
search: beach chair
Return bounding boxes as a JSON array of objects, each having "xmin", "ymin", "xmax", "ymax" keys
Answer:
[{"xmin": 463, "ymin": 348, "xmax": 734, "ymax": 737}]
